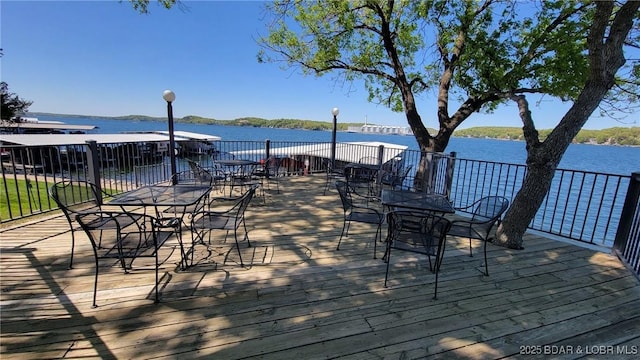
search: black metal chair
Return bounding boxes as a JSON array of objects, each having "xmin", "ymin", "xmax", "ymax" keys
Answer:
[
  {"xmin": 323, "ymin": 158, "xmax": 345, "ymax": 195},
  {"xmin": 252, "ymin": 156, "xmax": 282, "ymax": 195},
  {"xmin": 446, "ymin": 196, "xmax": 509, "ymax": 276},
  {"xmin": 190, "ymin": 184, "xmax": 258, "ymax": 267},
  {"xmin": 209, "ymin": 161, "xmax": 231, "ymax": 193},
  {"xmin": 49, "ymin": 180, "xmax": 139, "ymax": 269},
  {"xmin": 187, "ymin": 159, "xmax": 226, "ymax": 193},
  {"xmin": 335, "ymin": 180, "xmax": 384, "ymax": 258},
  {"xmin": 228, "ymin": 163, "xmax": 259, "ymax": 196},
  {"xmin": 345, "ymin": 163, "xmax": 379, "ymax": 198},
  {"xmin": 75, "ymin": 211, "xmax": 173, "ymax": 307},
  {"xmin": 381, "ymin": 165, "xmax": 413, "ymax": 190},
  {"xmin": 383, "ymin": 210, "xmax": 451, "ymax": 299},
  {"xmin": 154, "ymin": 170, "xmax": 213, "ymax": 268},
  {"xmin": 168, "ymin": 168, "xmax": 214, "ymax": 209}
]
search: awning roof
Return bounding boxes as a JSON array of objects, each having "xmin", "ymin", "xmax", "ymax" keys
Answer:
[
  {"xmin": 0, "ymin": 122, "xmax": 97, "ymax": 131},
  {"xmin": 234, "ymin": 141, "xmax": 408, "ymax": 164},
  {"xmin": 126, "ymin": 130, "xmax": 221, "ymax": 141},
  {"xmin": 0, "ymin": 132, "xmax": 220, "ymax": 146}
]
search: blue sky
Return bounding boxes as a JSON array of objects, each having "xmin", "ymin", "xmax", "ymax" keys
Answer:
[{"xmin": 1, "ymin": 1, "xmax": 636, "ymax": 130}]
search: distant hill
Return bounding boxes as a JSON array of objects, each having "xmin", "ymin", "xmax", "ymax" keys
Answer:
[
  {"xmin": 27, "ymin": 112, "xmax": 639, "ymax": 146},
  {"xmin": 454, "ymin": 126, "xmax": 640, "ymax": 146}
]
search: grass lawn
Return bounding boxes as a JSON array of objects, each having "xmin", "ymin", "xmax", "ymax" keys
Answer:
[{"xmin": 0, "ymin": 178, "xmax": 56, "ymax": 220}]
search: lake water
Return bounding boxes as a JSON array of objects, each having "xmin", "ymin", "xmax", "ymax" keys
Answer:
[{"xmin": 37, "ymin": 114, "xmax": 639, "ymax": 176}]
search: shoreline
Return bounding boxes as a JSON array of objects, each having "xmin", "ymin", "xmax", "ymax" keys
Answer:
[{"xmin": 24, "ymin": 112, "xmax": 640, "ymax": 147}]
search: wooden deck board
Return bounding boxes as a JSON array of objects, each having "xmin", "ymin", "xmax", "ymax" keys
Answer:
[{"xmin": 1, "ymin": 175, "xmax": 639, "ymax": 359}]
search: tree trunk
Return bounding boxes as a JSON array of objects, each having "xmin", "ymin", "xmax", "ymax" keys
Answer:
[
  {"xmin": 495, "ymin": 155, "xmax": 557, "ymax": 249},
  {"xmin": 494, "ymin": 1, "xmax": 638, "ymax": 249}
]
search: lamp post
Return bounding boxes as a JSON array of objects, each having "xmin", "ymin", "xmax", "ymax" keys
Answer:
[
  {"xmin": 330, "ymin": 107, "xmax": 339, "ymax": 169},
  {"xmin": 162, "ymin": 90, "xmax": 177, "ymax": 184}
]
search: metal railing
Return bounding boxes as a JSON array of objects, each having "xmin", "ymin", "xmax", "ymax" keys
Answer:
[
  {"xmin": 1, "ymin": 140, "xmax": 637, "ymax": 258},
  {"xmin": 452, "ymin": 158, "xmax": 629, "ymax": 247},
  {"xmin": 613, "ymin": 172, "xmax": 640, "ymax": 279}
]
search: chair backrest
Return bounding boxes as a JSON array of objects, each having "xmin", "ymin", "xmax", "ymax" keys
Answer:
[
  {"xmin": 186, "ymin": 159, "xmax": 206, "ymax": 175},
  {"xmin": 171, "ymin": 169, "xmax": 213, "ymax": 186},
  {"xmin": 470, "ymin": 196, "xmax": 509, "ymax": 222},
  {"xmin": 394, "ymin": 165, "xmax": 413, "ymax": 186},
  {"xmin": 324, "ymin": 158, "xmax": 344, "ymax": 176},
  {"xmin": 335, "ymin": 180, "xmax": 355, "ymax": 213},
  {"xmin": 264, "ymin": 156, "xmax": 281, "ymax": 178},
  {"xmin": 383, "ymin": 165, "xmax": 413, "ymax": 187},
  {"xmin": 236, "ymin": 163, "xmax": 257, "ymax": 178},
  {"xmin": 386, "ymin": 210, "xmax": 451, "ymax": 258},
  {"xmin": 187, "ymin": 159, "xmax": 198, "ymax": 170},
  {"xmin": 346, "ymin": 164, "xmax": 377, "ymax": 184},
  {"xmin": 358, "ymin": 156, "xmax": 378, "ymax": 165},
  {"xmin": 209, "ymin": 162, "xmax": 229, "ymax": 178},
  {"xmin": 49, "ymin": 180, "xmax": 101, "ymax": 218},
  {"xmin": 464, "ymin": 196, "xmax": 509, "ymax": 238},
  {"xmin": 75, "ymin": 211, "xmax": 123, "ymax": 250},
  {"xmin": 75, "ymin": 211, "xmax": 159, "ymax": 254},
  {"xmin": 232, "ymin": 185, "xmax": 258, "ymax": 226}
]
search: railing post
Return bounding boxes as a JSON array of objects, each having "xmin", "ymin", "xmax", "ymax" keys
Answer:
[
  {"xmin": 423, "ymin": 152, "xmax": 435, "ymax": 193},
  {"xmin": 265, "ymin": 139, "xmax": 271, "ymax": 160},
  {"xmin": 376, "ymin": 145, "xmax": 384, "ymax": 196},
  {"xmin": 85, "ymin": 140, "xmax": 103, "ymax": 205},
  {"xmin": 444, "ymin": 151, "xmax": 457, "ymax": 198},
  {"xmin": 613, "ymin": 172, "xmax": 640, "ymax": 278}
]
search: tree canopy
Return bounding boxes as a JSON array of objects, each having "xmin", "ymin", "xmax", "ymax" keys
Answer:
[
  {"xmin": 127, "ymin": 0, "xmax": 177, "ymax": 14},
  {"xmin": 257, "ymin": 0, "xmax": 638, "ymax": 153},
  {"xmin": 257, "ymin": 0, "xmax": 639, "ymax": 246},
  {"xmin": 0, "ymin": 82, "xmax": 32, "ymax": 122}
]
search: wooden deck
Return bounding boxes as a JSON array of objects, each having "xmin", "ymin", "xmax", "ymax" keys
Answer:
[{"xmin": 1, "ymin": 175, "xmax": 639, "ymax": 359}]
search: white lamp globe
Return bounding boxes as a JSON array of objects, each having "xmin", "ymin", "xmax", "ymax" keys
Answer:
[{"xmin": 162, "ymin": 90, "xmax": 176, "ymax": 102}]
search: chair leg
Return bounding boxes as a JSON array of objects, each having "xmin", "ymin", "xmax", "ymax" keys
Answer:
[
  {"xmin": 190, "ymin": 231, "xmax": 197, "ymax": 266},
  {"xmin": 382, "ymin": 243, "xmax": 390, "ymax": 262},
  {"xmin": 68, "ymin": 229, "xmax": 76, "ymax": 269},
  {"xmin": 234, "ymin": 227, "xmax": 244, "ymax": 267},
  {"xmin": 174, "ymin": 227, "xmax": 187, "ymax": 270},
  {"xmin": 154, "ymin": 252, "xmax": 160, "ymax": 303},
  {"xmin": 432, "ymin": 240, "xmax": 447, "ymax": 299},
  {"xmin": 92, "ymin": 257, "xmax": 99, "ymax": 308},
  {"xmin": 337, "ymin": 220, "xmax": 347, "ymax": 250},
  {"xmin": 384, "ymin": 243, "xmax": 392, "ymax": 287},
  {"xmin": 483, "ymin": 240, "xmax": 489, "ymax": 276},
  {"xmin": 373, "ymin": 223, "xmax": 381, "ymax": 259},
  {"xmin": 469, "ymin": 239, "xmax": 473, "ymax": 257},
  {"xmin": 433, "ymin": 270, "xmax": 439, "ymax": 300},
  {"xmin": 242, "ymin": 218, "xmax": 251, "ymax": 248}
]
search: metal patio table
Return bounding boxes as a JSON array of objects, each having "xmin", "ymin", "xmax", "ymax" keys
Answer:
[
  {"xmin": 380, "ymin": 189, "xmax": 455, "ymax": 214},
  {"xmin": 109, "ymin": 184, "xmax": 212, "ymax": 268}
]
